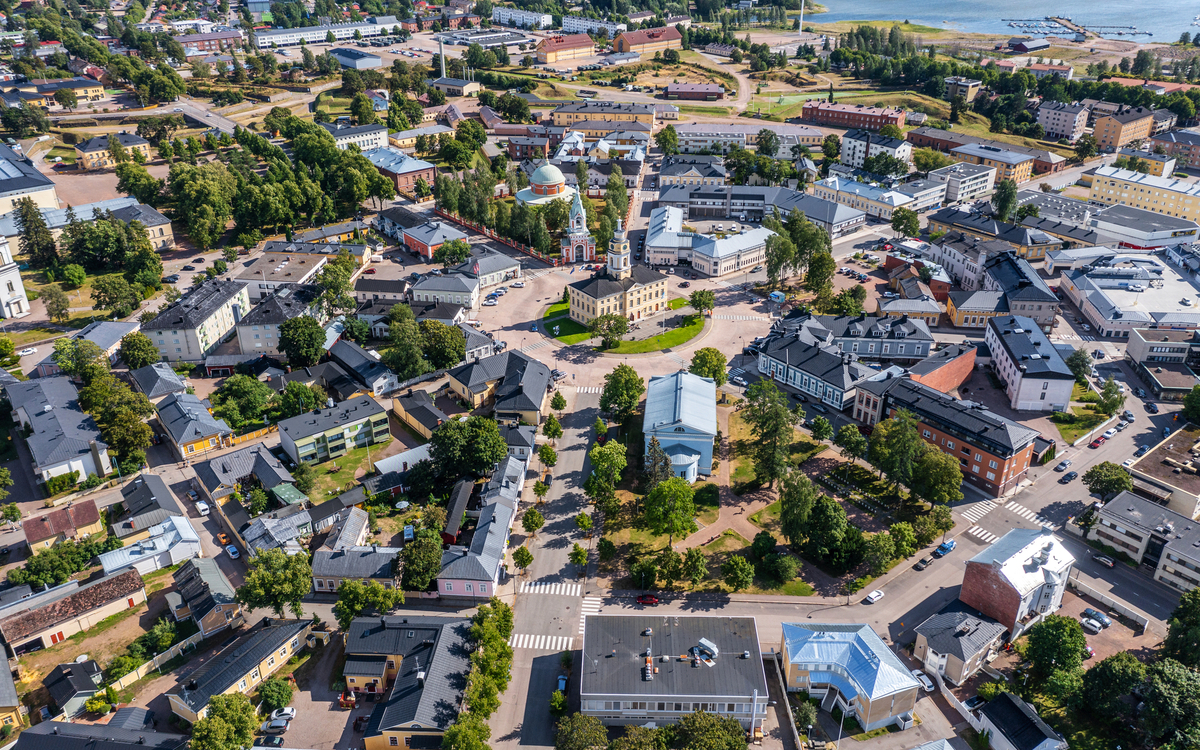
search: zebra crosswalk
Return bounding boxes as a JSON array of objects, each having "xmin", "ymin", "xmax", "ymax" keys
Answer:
[
  {"xmin": 525, "ymin": 268, "xmax": 558, "ymax": 280},
  {"xmin": 576, "ymin": 386, "xmax": 601, "ymax": 394},
  {"xmin": 729, "ymin": 367, "xmax": 747, "ymax": 378},
  {"xmin": 579, "ymin": 596, "xmax": 602, "ymax": 634},
  {"xmin": 1056, "ymin": 334, "xmax": 1097, "ymax": 342},
  {"xmin": 520, "ymin": 581, "xmax": 582, "ymax": 597},
  {"xmin": 967, "ymin": 526, "xmax": 999, "ymax": 544},
  {"xmin": 520, "ymin": 339, "xmax": 552, "ymax": 353},
  {"xmin": 714, "ymin": 314, "xmax": 766, "ymax": 321},
  {"xmin": 1005, "ymin": 501, "xmax": 1052, "ymax": 527},
  {"xmin": 959, "ymin": 500, "xmax": 997, "ymax": 525},
  {"xmin": 508, "ymin": 633, "xmax": 574, "ymax": 651},
  {"xmin": 665, "ymin": 353, "xmax": 685, "ymax": 367}
]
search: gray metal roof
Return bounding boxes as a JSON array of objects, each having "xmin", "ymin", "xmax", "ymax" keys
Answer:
[
  {"xmin": 321, "ymin": 121, "xmax": 388, "ymax": 140},
  {"xmin": 983, "ymin": 253, "xmax": 1057, "ymax": 303},
  {"xmin": 438, "ymin": 502, "xmax": 513, "ymax": 581},
  {"xmin": 454, "ymin": 248, "xmax": 520, "ymax": 278},
  {"xmin": 365, "ymin": 443, "xmax": 434, "ymax": 495},
  {"xmin": 987, "ymin": 316, "xmax": 1074, "ymax": 380},
  {"xmin": 410, "ymin": 273, "xmax": 478, "ymax": 295},
  {"xmin": 351, "ymin": 616, "xmax": 471, "ymax": 734},
  {"xmin": 76, "ymin": 132, "xmax": 149, "ymax": 153},
  {"xmin": 915, "ymin": 602, "xmax": 1006, "ymax": 661},
  {"xmin": 173, "ymin": 558, "xmax": 236, "ymax": 625},
  {"xmin": 194, "ymin": 444, "xmax": 294, "ymax": 497},
  {"xmin": 238, "ymin": 284, "xmax": 321, "ymax": 326},
  {"xmin": 758, "ymin": 332, "xmax": 874, "ymax": 391},
  {"xmin": 362, "ymin": 147, "xmax": 435, "ymax": 175},
  {"xmin": 260, "ymin": 240, "xmax": 369, "ymax": 257},
  {"xmin": 8, "ymin": 377, "xmax": 106, "ymax": 469},
  {"xmin": 312, "ymin": 546, "xmax": 399, "ymax": 579},
  {"xmin": 0, "ymin": 198, "xmax": 168, "ymax": 239},
  {"xmin": 581, "ymin": 615, "xmax": 767, "ymax": 699},
  {"xmin": 173, "ymin": 619, "xmax": 309, "ymax": 711},
  {"xmin": 113, "ymin": 473, "xmax": 184, "ymax": 539},
  {"xmin": 144, "ymin": 279, "xmax": 248, "ymax": 332},
  {"xmin": 243, "ymin": 507, "xmax": 312, "ymax": 556},
  {"xmin": 0, "ymin": 142, "xmax": 55, "ymax": 198},
  {"xmin": 447, "ymin": 350, "xmax": 549, "ymax": 415},
  {"xmin": 644, "ymin": 371, "xmax": 717, "ymax": 437},
  {"xmin": 277, "ymin": 395, "xmax": 386, "ymax": 441},
  {"xmin": 157, "ymin": 393, "xmax": 232, "ymax": 446},
  {"xmin": 15, "ymin": 721, "xmax": 188, "ymax": 750},
  {"xmin": 130, "ymin": 363, "xmax": 188, "ymax": 399},
  {"xmin": 329, "ymin": 340, "xmax": 395, "ymax": 388}
]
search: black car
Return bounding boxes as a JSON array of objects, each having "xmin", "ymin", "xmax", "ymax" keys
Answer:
[
  {"xmin": 1135, "ymin": 444, "xmax": 1151, "ymax": 457},
  {"xmin": 1059, "ymin": 471, "xmax": 1079, "ymax": 484},
  {"xmin": 255, "ymin": 739, "xmax": 285, "ymax": 748},
  {"xmin": 182, "ymin": 265, "xmax": 196, "ymax": 271},
  {"xmin": 1146, "ymin": 403, "xmax": 1160, "ymax": 413}
]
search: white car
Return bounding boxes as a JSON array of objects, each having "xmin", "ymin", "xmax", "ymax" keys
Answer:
[
  {"xmin": 865, "ymin": 590, "xmax": 884, "ymax": 604},
  {"xmin": 1081, "ymin": 617, "xmax": 1102, "ymax": 634},
  {"xmin": 1103, "ymin": 428, "xmax": 1118, "ymax": 439},
  {"xmin": 18, "ymin": 348, "xmax": 36, "ymax": 356},
  {"xmin": 511, "ymin": 281, "xmax": 525, "ymax": 288},
  {"xmin": 482, "ymin": 299, "xmax": 498, "ymax": 306},
  {"xmin": 1122, "ymin": 458, "xmax": 1135, "ymax": 468},
  {"xmin": 910, "ymin": 669, "xmax": 935, "ymax": 692},
  {"xmin": 270, "ymin": 708, "xmax": 297, "ymax": 722}
]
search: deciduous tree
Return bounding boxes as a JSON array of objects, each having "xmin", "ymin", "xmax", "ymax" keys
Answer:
[
  {"xmin": 910, "ymin": 442, "xmax": 964, "ymax": 506},
  {"xmin": 1082, "ymin": 461, "xmax": 1133, "ymax": 499},
  {"xmin": 399, "ymin": 527, "xmax": 442, "ymax": 590},
  {"xmin": 332, "ymin": 579, "xmax": 404, "ymax": 630},
  {"xmin": 644, "ymin": 476, "xmax": 697, "ymax": 546},
  {"xmin": 42, "ymin": 284, "xmax": 70, "ymax": 325},
  {"xmin": 599, "ymin": 364, "xmax": 644, "ymax": 423},
  {"xmin": 235, "ymin": 548, "xmax": 311, "ymax": 618},
  {"xmin": 511, "ymin": 545, "xmax": 533, "ymax": 574},
  {"xmin": 119, "ymin": 332, "xmax": 159, "ymax": 370},
  {"xmin": 590, "ymin": 313, "xmax": 629, "ymax": 349},
  {"xmin": 191, "ymin": 694, "xmax": 257, "ymax": 750},
  {"xmin": 1026, "ymin": 614, "xmax": 1086, "ymax": 678}
]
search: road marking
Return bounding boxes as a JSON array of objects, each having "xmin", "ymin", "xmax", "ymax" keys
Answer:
[
  {"xmin": 579, "ymin": 596, "xmax": 602, "ymax": 634},
  {"xmin": 1005, "ymin": 502, "xmax": 1052, "ymax": 527},
  {"xmin": 959, "ymin": 500, "xmax": 997, "ymax": 524},
  {"xmin": 507, "ymin": 633, "xmax": 575, "ymax": 651},
  {"xmin": 576, "ymin": 386, "xmax": 601, "ymax": 393},
  {"xmin": 519, "ymin": 581, "xmax": 582, "ymax": 597},
  {"xmin": 714, "ymin": 314, "xmax": 767, "ymax": 321},
  {"xmin": 967, "ymin": 526, "xmax": 998, "ymax": 544},
  {"xmin": 729, "ymin": 367, "xmax": 747, "ymax": 377},
  {"xmin": 520, "ymin": 340, "xmax": 552, "ymax": 352},
  {"xmin": 666, "ymin": 353, "xmax": 685, "ymax": 367}
]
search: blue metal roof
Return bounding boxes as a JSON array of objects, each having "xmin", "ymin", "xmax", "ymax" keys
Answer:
[
  {"xmin": 781, "ymin": 623, "xmax": 920, "ymax": 701},
  {"xmin": 644, "ymin": 371, "xmax": 717, "ymax": 437}
]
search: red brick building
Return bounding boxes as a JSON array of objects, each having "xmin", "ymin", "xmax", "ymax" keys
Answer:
[
  {"xmin": 905, "ymin": 127, "xmax": 1066, "ymax": 175},
  {"xmin": 507, "ymin": 136, "xmax": 550, "ymax": 159},
  {"xmin": 853, "ymin": 376, "xmax": 1038, "ymax": 497},
  {"xmin": 960, "ymin": 528, "xmax": 1074, "ymax": 637},
  {"xmin": 801, "ymin": 101, "xmax": 905, "ymax": 131},
  {"xmin": 173, "ymin": 30, "xmax": 242, "ymax": 52}
]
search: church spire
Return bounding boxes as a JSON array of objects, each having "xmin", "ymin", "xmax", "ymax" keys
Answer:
[{"xmin": 569, "ymin": 187, "xmax": 586, "ymax": 232}]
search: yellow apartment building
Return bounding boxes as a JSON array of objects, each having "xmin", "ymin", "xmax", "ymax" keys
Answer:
[
  {"xmin": 950, "ymin": 143, "xmax": 1034, "ymax": 184},
  {"xmin": 1094, "ymin": 107, "xmax": 1155, "ymax": 152},
  {"xmin": 1088, "ymin": 166, "xmax": 1200, "ymax": 221}
]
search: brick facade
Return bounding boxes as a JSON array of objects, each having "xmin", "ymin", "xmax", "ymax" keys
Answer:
[
  {"xmin": 960, "ymin": 560, "xmax": 1023, "ymax": 633},
  {"xmin": 909, "ymin": 348, "xmax": 976, "ymax": 393}
]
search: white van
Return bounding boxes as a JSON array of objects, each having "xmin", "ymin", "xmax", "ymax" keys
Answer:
[
  {"xmin": 196, "ymin": 501, "xmax": 210, "ymax": 516},
  {"xmin": 371, "ymin": 254, "xmax": 384, "ymax": 263}
]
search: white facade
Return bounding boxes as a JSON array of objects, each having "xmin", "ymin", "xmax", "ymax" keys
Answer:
[
  {"xmin": 99, "ymin": 516, "xmax": 201, "ymax": 576},
  {"xmin": 253, "ymin": 20, "xmax": 391, "ymax": 47},
  {"xmin": 839, "ymin": 131, "xmax": 912, "ymax": 170},
  {"xmin": 327, "ymin": 124, "xmax": 388, "ymax": 152},
  {"xmin": 147, "ymin": 282, "xmax": 252, "ymax": 362},
  {"xmin": 928, "ymin": 162, "xmax": 997, "ymax": 204},
  {"xmin": 491, "ymin": 7, "xmax": 552, "ymax": 28},
  {"xmin": 985, "ymin": 323, "xmax": 1073, "ymax": 412},
  {"xmin": 561, "ymin": 15, "xmax": 625, "ymax": 36},
  {"xmin": 1036, "ymin": 102, "xmax": 1088, "ymax": 143},
  {"xmin": 0, "ymin": 239, "xmax": 29, "ymax": 318}
]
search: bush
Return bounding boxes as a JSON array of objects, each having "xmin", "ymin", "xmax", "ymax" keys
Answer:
[
  {"xmin": 258, "ymin": 677, "xmax": 294, "ymax": 712},
  {"xmin": 45, "ymin": 470, "xmax": 80, "ymax": 496},
  {"xmin": 977, "ymin": 681, "xmax": 1008, "ymax": 701},
  {"xmin": 85, "ymin": 697, "xmax": 112, "ymax": 714},
  {"xmin": 80, "ymin": 474, "xmax": 103, "ymax": 490}
]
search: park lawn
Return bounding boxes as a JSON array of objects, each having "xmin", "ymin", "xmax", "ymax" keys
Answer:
[
  {"xmin": 6, "ymin": 325, "xmax": 66, "ymax": 348},
  {"xmin": 1052, "ymin": 406, "xmax": 1109, "ymax": 444},
  {"xmin": 308, "ymin": 442, "xmax": 392, "ymax": 500},
  {"xmin": 675, "ymin": 104, "xmax": 737, "ymax": 117},
  {"xmin": 694, "ymin": 482, "xmax": 720, "ymax": 525},
  {"xmin": 543, "ymin": 301, "xmax": 569, "ymax": 319},
  {"xmin": 750, "ymin": 500, "xmax": 781, "ymax": 532},
  {"xmin": 695, "ymin": 530, "xmax": 815, "ymax": 596},
  {"xmin": 668, "ymin": 297, "xmax": 689, "ymax": 310},
  {"xmin": 729, "ymin": 412, "xmax": 825, "ymax": 492},
  {"xmin": 552, "ymin": 317, "xmax": 592, "ymax": 344},
  {"xmin": 810, "ymin": 19, "xmax": 946, "ymax": 34},
  {"xmin": 603, "ymin": 314, "xmax": 704, "ymax": 354}
]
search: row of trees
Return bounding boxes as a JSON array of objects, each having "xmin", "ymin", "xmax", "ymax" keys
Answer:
[
  {"xmin": 442, "ymin": 599, "xmax": 515, "ymax": 749},
  {"xmin": 556, "ymin": 710, "xmax": 749, "ymax": 750}
]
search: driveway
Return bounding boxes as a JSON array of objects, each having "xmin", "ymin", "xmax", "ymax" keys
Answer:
[{"xmin": 286, "ymin": 639, "xmax": 371, "ymax": 750}]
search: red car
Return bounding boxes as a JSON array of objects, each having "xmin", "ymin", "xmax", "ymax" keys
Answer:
[
  {"xmin": 1089, "ymin": 436, "xmax": 1107, "ymax": 448},
  {"xmin": 636, "ymin": 594, "xmax": 659, "ymax": 606},
  {"xmin": 363, "ymin": 268, "xmax": 377, "ymax": 274}
]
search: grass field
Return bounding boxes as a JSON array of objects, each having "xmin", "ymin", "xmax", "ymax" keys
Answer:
[
  {"xmin": 603, "ymin": 313, "xmax": 704, "ymax": 354},
  {"xmin": 308, "ymin": 442, "xmax": 391, "ymax": 500},
  {"xmin": 728, "ymin": 411, "xmax": 826, "ymax": 493},
  {"xmin": 543, "ymin": 302, "xmax": 569, "ymax": 319},
  {"xmin": 808, "ymin": 19, "xmax": 947, "ymax": 34},
  {"xmin": 46, "ymin": 145, "xmax": 76, "ymax": 164},
  {"xmin": 550, "ymin": 317, "xmax": 592, "ymax": 344}
]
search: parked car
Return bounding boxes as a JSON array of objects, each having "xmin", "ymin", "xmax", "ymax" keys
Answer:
[
  {"xmin": 865, "ymin": 589, "xmax": 885, "ymax": 603},
  {"xmin": 730, "ymin": 376, "xmax": 748, "ymax": 387},
  {"xmin": 557, "ymin": 675, "xmax": 568, "ymax": 693},
  {"xmin": 1083, "ymin": 608, "xmax": 1113, "ymax": 627},
  {"xmin": 1093, "ymin": 554, "xmax": 1116, "ymax": 569},
  {"xmin": 1165, "ymin": 426, "xmax": 1173, "ymax": 438},
  {"xmin": 752, "ymin": 265, "xmax": 764, "ymax": 272},
  {"xmin": 186, "ymin": 490, "xmax": 198, "ymax": 502},
  {"xmin": 182, "ymin": 265, "xmax": 196, "ymax": 271},
  {"xmin": 963, "ymin": 695, "xmax": 987, "ymax": 710},
  {"xmin": 1135, "ymin": 444, "xmax": 1151, "ymax": 457},
  {"xmin": 1136, "ymin": 388, "xmax": 1146, "ymax": 398},
  {"xmin": 1103, "ymin": 428, "xmax": 1118, "ymax": 439},
  {"xmin": 270, "ymin": 709, "xmax": 297, "ymax": 722},
  {"xmin": 914, "ymin": 557, "xmax": 932, "ymax": 570},
  {"xmin": 1093, "ymin": 349, "xmax": 1105, "ymax": 359},
  {"xmin": 636, "ymin": 594, "xmax": 659, "ymax": 606},
  {"xmin": 1054, "ymin": 460, "xmax": 1072, "ymax": 472},
  {"xmin": 362, "ymin": 268, "xmax": 376, "ymax": 274},
  {"xmin": 1116, "ymin": 421, "xmax": 1129, "ymax": 432},
  {"xmin": 1123, "ymin": 410, "xmax": 1136, "ymax": 421},
  {"xmin": 680, "ymin": 281, "xmax": 691, "ymax": 288},
  {"xmin": 911, "ymin": 669, "xmax": 935, "ymax": 692},
  {"xmin": 226, "ymin": 544, "xmax": 240, "ymax": 559},
  {"xmin": 1081, "ymin": 617, "xmax": 1102, "ymax": 634},
  {"xmin": 512, "ymin": 281, "xmax": 525, "ymax": 288},
  {"xmin": 551, "ymin": 369, "xmax": 566, "ymax": 381},
  {"xmin": 1147, "ymin": 403, "xmax": 1160, "ymax": 413},
  {"xmin": 196, "ymin": 501, "xmax": 210, "ymax": 516},
  {"xmin": 482, "ymin": 299, "xmax": 498, "ymax": 306},
  {"xmin": 934, "ymin": 540, "xmax": 957, "ymax": 557},
  {"xmin": 1122, "ymin": 458, "xmax": 1135, "ymax": 468},
  {"xmin": 1083, "ymin": 645, "xmax": 1095, "ymax": 659},
  {"xmin": 254, "ymin": 739, "xmax": 284, "ymax": 747},
  {"xmin": 18, "ymin": 348, "xmax": 35, "ymax": 356},
  {"xmin": 217, "ymin": 532, "xmax": 230, "ymax": 545},
  {"xmin": 260, "ymin": 720, "xmax": 289, "ymax": 735},
  {"xmin": 1059, "ymin": 471, "xmax": 1079, "ymax": 484},
  {"xmin": 1090, "ymin": 436, "xmax": 1107, "ymax": 448}
]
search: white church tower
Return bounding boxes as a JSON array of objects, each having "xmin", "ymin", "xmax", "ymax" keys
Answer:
[{"xmin": 560, "ymin": 188, "xmax": 596, "ymax": 263}]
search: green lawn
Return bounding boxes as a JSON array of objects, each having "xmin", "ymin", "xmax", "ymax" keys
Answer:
[
  {"xmin": 308, "ymin": 441, "xmax": 392, "ymax": 500},
  {"xmin": 603, "ymin": 314, "xmax": 704, "ymax": 354},
  {"xmin": 46, "ymin": 145, "xmax": 76, "ymax": 164},
  {"xmin": 543, "ymin": 302, "xmax": 569, "ymax": 319},
  {"xmin": 750, "ymin": 500, "xmax": 781, "ymax": 531},
  {"xmin": 694, "ymin": 482, "xmax": 720, "ymax": 525},
  {"xmin": 550, "ymin": 317, "xmax": 592, "ymax": 344},
  {"xmin": 1052, "ymin": 406, "xmax": 1109, "ymax": 444},
  {"xmin": 668, "ymin": 297, "xmax": 689, "ymax": 310}
]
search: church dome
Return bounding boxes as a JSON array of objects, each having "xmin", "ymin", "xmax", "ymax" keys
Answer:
[{"xmin": 530, "ymin": 163, "xmax": 566, "ymax": 187}]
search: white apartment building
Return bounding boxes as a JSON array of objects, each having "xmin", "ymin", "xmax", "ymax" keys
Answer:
[
  {"xmin": 985, "ymin": 315, "xmax": 1075, "ymax": 412},
  {"xmin": 252, "ymin": 17, "xmax": 396, "ymax": 47},
  {"xmin": 561, "ymin": 15, "xmax": 625, "ymax": 36},
  {"xmin": 143, "ymin": 280, "xmax": 252, "ymax": 362},
  {"xmin": 813, "ymin": 176, "xmax": 913, "ymax": 220},
  {"xmin": 491, "ymin": 7, "xmax": 552, "ymax": 28},
  {"xmin": 0, "ymin": 238, "xmax": 29, "ymax": 319},
  {"xmin": 320, "ymin": 122, "xmax": 389, "ymax": 151},
  {"xmin": 839, "ymin": 129, "xmax": 912, "ymax": 170},
  {"xmin": 1036, "ymin": 101, "xmax": 1088, "ymax": 143},
  {"xmin": 673, "ymin": 123, "xmax": 822, "ymax": 154},
  {"xmin": 927, "ymin": 162, "xmax": 997, "ymax": 203}
]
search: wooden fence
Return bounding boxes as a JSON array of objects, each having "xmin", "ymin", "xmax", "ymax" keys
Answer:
[
  {"xmin": 107, "ymin": 622, "xmax": 229, "ymax": 691},
  {"xmin": 231, "ymin": 424, "xmax": 278, "ymax": 446}
]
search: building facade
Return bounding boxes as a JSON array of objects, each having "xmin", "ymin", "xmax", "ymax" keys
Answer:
[
  {"xmin": 801, "ymin": 101, "xmax": 905, "ymax": 130},
  {"xmin": 278, "ymin": 396, "xmax": 391, "ymax": 464},
  {"xmin": 1035, "ymin": 101, "xmax": 1088, "ymax": 142},
  {"xmin": 985, "ymin": 316, "xmax": 1074, "ymax": 411},
  {"xmin": 960, "ymin": 528, "xmax": 1074, "ymax": 637},
  {"xmin": 568, "ymin": 221, "xmax": 668, "ymax": 324},
  {"xmin": 839, "ymin": 129, "xmax": 911, "ymax": 169},
  {"xmin": 143, "ymin": 280, "xmax": 251, "ymax": 362}
]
